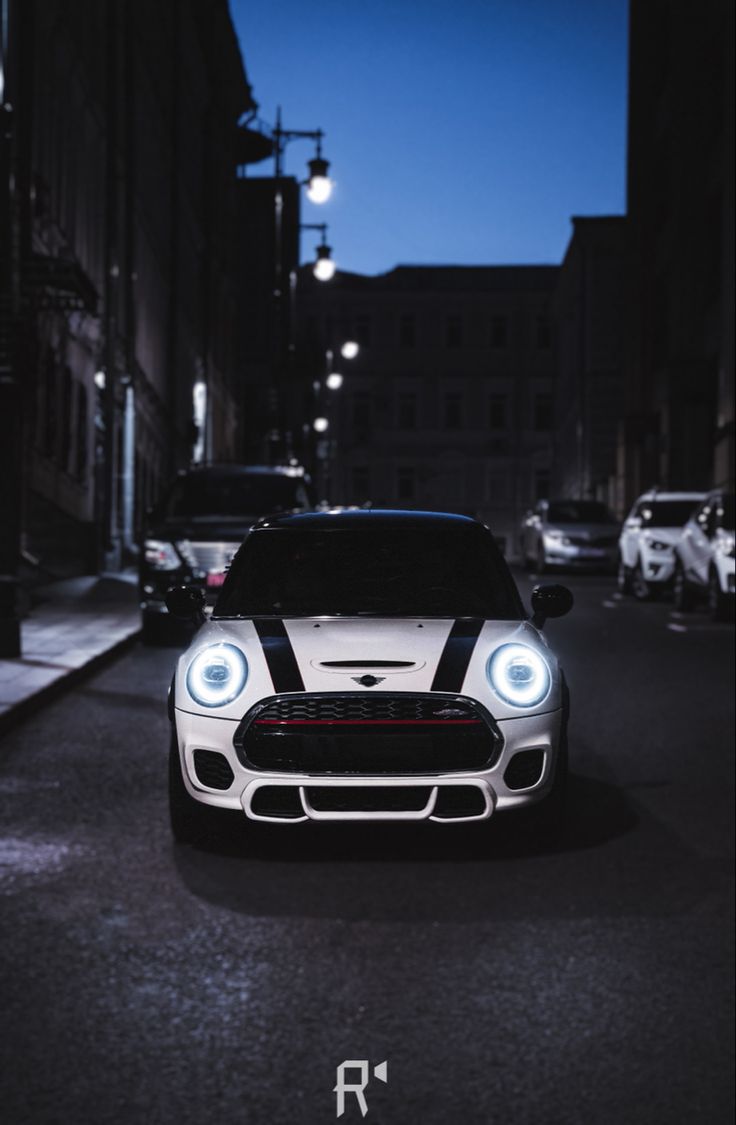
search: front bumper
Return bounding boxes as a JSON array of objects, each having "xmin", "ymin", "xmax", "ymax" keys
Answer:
[
  {"xmin": 543, "ymin": 543, "xmax": 617, "ymax": 569},
  {"xmin": 172, "ymin": 702, "xmax": 563, "ymax": 825}
]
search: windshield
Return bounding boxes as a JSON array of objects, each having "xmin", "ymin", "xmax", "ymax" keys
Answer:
[
  {"xmin": 638, "ymin": 500, "xmax": 699, "ymax": 528},
  {"xmin": 160, "ymin": 473, "xmax": 312, "ymax": 519},
  {"xmin": 214, "ymin": 526, "xmax": 524, "ymax": 619},
  {"xmin": 546, "ymin": 501, "xmax": 617, "ymax": 524}
]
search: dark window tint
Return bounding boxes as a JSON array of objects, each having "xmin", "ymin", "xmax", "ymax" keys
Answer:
[
  {"xmin": 216, "ymin": 526, "xmax": 523, "ymax": 619},
  {"xmin": 547, "ymin": 501, "xmax": 617, "ymax": 524},
  {"xmin": 160, "ymin": 473, "xmax": 311, "ymax": 519},
  {"xmin": 637, "ymin": 500, "xmax": 700, "ymax": 528}
]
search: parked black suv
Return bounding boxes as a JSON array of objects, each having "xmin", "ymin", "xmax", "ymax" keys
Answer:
[{"xmin": 139, "ymin": 464, "xmax": 315, "ymax": 643}]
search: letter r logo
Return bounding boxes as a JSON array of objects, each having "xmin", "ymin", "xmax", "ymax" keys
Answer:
[{"xmin": 334, "ymin": 1059, "xmax": 388, "ymax": 1117}]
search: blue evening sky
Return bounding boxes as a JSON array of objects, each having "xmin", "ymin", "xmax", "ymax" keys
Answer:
[{"xmin": 229, "ymin": 0, "xmax": 628, "ymax": 277}]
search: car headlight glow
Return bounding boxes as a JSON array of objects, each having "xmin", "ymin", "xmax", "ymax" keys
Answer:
[
  {"xmin": 186, "ymin": 644, "xmax": 248, "ymax": 708},
  {"xmin": 715, "ymin": 534, "xmax": 735, "ymax": 558},
  {"xmin": 487, "ymin": 643, "xmax": 551, "ymax": 709},
  {"xmin": 144, "ymin": 538, "xmax": 180, "ymax": 570}
]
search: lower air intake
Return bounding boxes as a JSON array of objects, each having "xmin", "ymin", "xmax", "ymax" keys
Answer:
[
  {"xmin": 504, "ymin": 749, "xmax": 545, "ymax": 791},
  {"xmin": 193, "ymin": 749, "xmax": 234, "ymax": 790}
]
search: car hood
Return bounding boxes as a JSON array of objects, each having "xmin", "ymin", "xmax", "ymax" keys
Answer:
[
  {"xmin": 639, "ymin": 527, "xmax": 685, "ymax": 543},
  {"xmin": 174, "ymin": 616, "xmax": 563, "ymax": 722}
]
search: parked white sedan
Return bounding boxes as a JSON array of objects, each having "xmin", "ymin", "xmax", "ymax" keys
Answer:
[
  {"xmin": 165, "ymin": 509, "xmax": 573, "ymax": 845},
  {"xmin": 618, "ymin": 490, "xmax": 705, "ymax": 599},
  {"xmin": 673, "ymin": 490, "xmax": 735, "ymax": 619}
]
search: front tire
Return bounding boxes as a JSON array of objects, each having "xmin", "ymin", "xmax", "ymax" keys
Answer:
[
  {"xmin": 617, "ymin": 556, "xmax": 633, "ymax": 595},
  {"xmin": 631, "ymin": 560, "xmax": 657, "ymax": 601},
  {"xmin": 673, "ymin": 558, "xmax": 695, "ymax": 611}
]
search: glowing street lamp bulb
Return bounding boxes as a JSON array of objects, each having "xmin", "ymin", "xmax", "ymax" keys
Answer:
[
  {"xmin": 340, "ymin": 341, "xmax": 359, "ymax": 360},
  {"xmin": 313, "ymin": 416, "xmax": 329, "ymax": 433},
  {"xmin": 326, "ymin": 372, "xmax": 343, "ymax": 390},
  {"xmin": 306, "ymin": 176, "xmax": 333, "ymax": 204},
  {"xmin": 313, "ymin": 255, "xmax": 336, "ymax": 282}
]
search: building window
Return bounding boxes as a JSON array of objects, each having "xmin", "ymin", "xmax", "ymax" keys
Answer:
[
  {"xmin": 533, "ymin": 393, "xmax": 553, "ymax": 431},
  {"xmin": 60, "ymin": 365, "xmax": 73, "ymax": 471},
  {"xmin": 75, "ymin": 383, "xmax": 88, "ymax": 480},
  {"xmin": 535, "ymin": 314, "xmax": 551, "ymax": 349},
  {"xmin": 534, "ymin": 469, "xmax": 551, "ymax": 501},
  {"xmin": 490, "ymin": 315, "xmax": 508, "ymax": 349},
  {"xmin": 397, "ymin": 466, "xmax": 415, "ymax": 501},
  {"xmin": 44, "ymin": 348, "xmax": 57, "ymax": 458},
  {"xmin": 397, "ymin": 392, "xmax": 417, "ymax": 429},
  {"xmin": 354, "ymin": 315, "xmax": 372, "ymax": 348},
  {"xmin": 488, "ymin": 474, "xmax": 508, "ymax": 502},
  {"xmin": 399, "ymin": 314, "xmax": 416, "ymax": 348},
  {"xmin": 351, "ymin": 392, "xmax": 372, "ymax": 430},
  {"xmin": 445, "ymin": 315, "xmax": 463, "ymax": 348},
  {"xmin": 351, "ymin": 466, "xmax": 370, "ymax": 502},
  {"xmin": 489, "ymin": 394, "xmax": 507, "ymax": 430},
  {"xmin": 443, "ymin": 392, "xmax": 463, "ymax": 429}
]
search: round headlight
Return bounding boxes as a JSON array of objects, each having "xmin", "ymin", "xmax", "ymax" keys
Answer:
[
  {"xmin": 487, "ymin": 643, "xmax": 551, "ymax": 709},
  {"xmin": 186, "ymin": 644, "xmax": 248, "ymax": 708}
]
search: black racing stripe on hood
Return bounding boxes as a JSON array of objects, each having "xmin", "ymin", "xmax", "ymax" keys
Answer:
[
  {"xmin": 430, "ymin": 619, "xmax": 484, "ymax": 693},
  {"xmin": 254, "ymin": 620, "xmax": 305, "ymax": 693}
]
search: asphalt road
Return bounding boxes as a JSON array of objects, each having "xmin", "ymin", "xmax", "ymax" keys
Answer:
[{"xmin": 0, "ymin": 572, "xmax": 733, "ymax": 1125}]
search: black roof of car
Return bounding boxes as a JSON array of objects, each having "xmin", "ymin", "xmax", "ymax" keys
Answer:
[{"xmin": 253, "ymin": 508, "xmax": 483, "ymax": 531}]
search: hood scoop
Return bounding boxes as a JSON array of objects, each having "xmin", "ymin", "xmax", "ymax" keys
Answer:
[{"xmin": 312, "ymin": 659, "xmax": 425, "ymax": 675}]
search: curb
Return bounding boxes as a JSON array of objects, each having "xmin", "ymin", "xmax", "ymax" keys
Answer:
[{"xmin": 0, "ymin": 628, "xmax": 141, "ymax": 739}]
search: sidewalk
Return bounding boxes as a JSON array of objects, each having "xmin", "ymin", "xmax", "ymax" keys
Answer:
[{"xmin": 0, "ymin": 571, "xmax": 141, "ymax": 734}]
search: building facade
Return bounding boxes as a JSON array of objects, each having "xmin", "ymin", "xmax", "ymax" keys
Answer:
[
  {"xmin": 620, "ymin": 0, "xmax": 734, "ymax": 501},
  {"xmin": 552, "ymin": 216, "xmax": 626, "ymax": 513},
  {"xmin": 296, "ymin": 265, "xmax": 558, "ymax": 556},
  {"xmin": 2, "ymin": 0, "xmax": 255, "ymax": 584}
]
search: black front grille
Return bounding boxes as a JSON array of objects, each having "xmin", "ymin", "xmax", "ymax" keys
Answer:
[
  {"xmin": 504, "ymin": 749, "xmax": 544, "ymax": 790},
  {"xmin": 235, "ymin": 693, "xmax": 502, "ymax": 775},
  {"xmin": 193, "ymin": 749, "xmax": 235, "ymax": 790}
]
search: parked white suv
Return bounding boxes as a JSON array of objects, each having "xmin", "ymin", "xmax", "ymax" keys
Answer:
[
  {"xmin": 618, "ymin": 490, "xmax": 705, "ymax": 600},
  {"xmin": 673, "ymin": 490, "xmax": 735, "ymax": 620}
]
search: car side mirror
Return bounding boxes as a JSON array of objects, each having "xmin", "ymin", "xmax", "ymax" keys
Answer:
[
  {"xmin": 530, "ymin": 584, "xmax": 574, "ymax": 628},
  {"xmin": 166, "ymin": 585, "xmax": 206, "ymax": 623}
]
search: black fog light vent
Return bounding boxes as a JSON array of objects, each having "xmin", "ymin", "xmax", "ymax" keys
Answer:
[
  {"xmin": 193, "ymin": 749, "xmax": 234, "ymax": 790},
  {"xmin": 250, "ymin": 786, "xmax": 304, "ymax": 819},
  {"xmin": 504, "ymin": 749, "xmax": 545, "ymax": 791},
  {"xmin": 433, "ymin": 786, "xmax": 487, "ymax": 819}
]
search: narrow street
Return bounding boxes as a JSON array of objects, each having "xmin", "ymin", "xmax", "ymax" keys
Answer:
[{"xmin": 0, "ymin": 572, "xmax": 733, "ymax": 1124}]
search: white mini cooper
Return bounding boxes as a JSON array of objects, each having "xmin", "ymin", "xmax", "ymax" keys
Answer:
[{"xmin": 166, "ymin": 510, "xmax": 573, "ymax": 844}]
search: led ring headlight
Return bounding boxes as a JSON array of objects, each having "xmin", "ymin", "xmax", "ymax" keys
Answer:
[
  {"xmin": 186, "ymin": 643, "xmax": 248, "ymax": 708},
  {"xmin": 487, "ymin": 643, "xmax": 551, "ymax": 708}
]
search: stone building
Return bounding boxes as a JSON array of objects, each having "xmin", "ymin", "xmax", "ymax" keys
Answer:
[
  {"xmin": 552, "ymin": 216, "xmax": 626, "ymax": 512},
  {"xmin": 620, "ymin": 0, "xmax": 734, "ymax": 499},
  {"xmin": 296, "ymin": 265, "xmax": 558, "ymax": 555},
  {"xmin": 2, "ymin": 0, "xmax": 255, "ymax": 579}
]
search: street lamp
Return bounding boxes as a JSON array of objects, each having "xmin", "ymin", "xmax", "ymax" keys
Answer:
[
  {"xmin": 272, "ymin": 108, "xmax": 333, "ymax": 203},
  {"xmin": 302, "ymin": 223, "xmax": 336, "ymax": 282}
]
